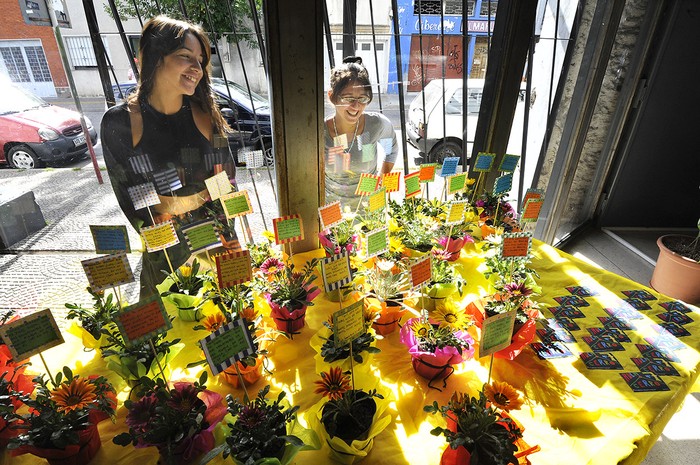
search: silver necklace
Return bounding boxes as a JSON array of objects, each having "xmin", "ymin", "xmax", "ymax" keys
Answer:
[{"xmin": 332, "ymin": 116, "xmax": 360, "ymax": 153}]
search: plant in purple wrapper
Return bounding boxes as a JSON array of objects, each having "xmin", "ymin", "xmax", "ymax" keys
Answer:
[
  {"xmin": 113, "ymin": 372, "xmax": 226, "ymax": 465},
  {"xmin": 318, "ymin": 213, "xmax": 358, "ymax": 257},
  {"xmin": 476, "ymin": 192, "xmax": 519, "ymax": 233},
  {"xmin": 255, "ymin": 257, "xmax": 321, "ymax": 335},
  {"xmin": 400, "ymin": 307, "xmax": 474, "ymax": 390}
]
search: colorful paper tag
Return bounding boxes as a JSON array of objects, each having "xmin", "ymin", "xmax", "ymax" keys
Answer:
[
  {"xmin": 493, "ymin": 173, "xmax": 513, "ymax": 196},
  {"xmin": 522, "ymin": 188, "xmax": 544, "ymax": 206},
  {"xmin": 332, "ymin": 300, "xmax": 366, "ymax": 347},
  {"xmin": 368, "ymin": 188, "xmax": 387, "ymax": 213},
  {"xmin": 141, "ymin": 220, "xmax": 180, "ymax": 252},
  {"xmin": 0, "ymin": 309, "xmax": 64, "ymax": 360},
  {"xmin": 404, "ymin": 171, "xmax": 421, "ymax": 198},
  {"xmin": 361, "ymin": 142, "xmax": 376, "ymax": 163},
  {"xmin": 333, "ymin": 133, "xmax": 348, "ymax": 150},
  {"xmin": 410, "ymin": 255, "xmax": 432, "ymax": 289},
  {"xmin": 220, "ymin": 191, "xmax": 253, "ymax": 218},
  {"xmin": 181, "ymin": 220, "xmax": 221, "ymax": 253},
  {"xmin": 114, "ymin": 296, "xmax": 172, "ymax": 346},
  {"xmin": 81, "ymin": 252, "xmax": 135, "ymax": 292},
  {"xmin": 440, "ymin": 157, "xmax": 460, "ymax": 177},
  {"xmin": 272, "ymin": 214, "xmax": 304, "ymax": 244},
  {"xmin": 521, "ymin": 199, "xmax": 544, "ymax": 223},
  {"xmin": 419, "ymin": 163, "xmax": 437, "ymax": 183},
  {"xmin": 445, "ymin": 201, "xmax": 468, "ymax": 226},
  {"xmin": 447, "ymin": 173, "xmax": 468, "ymax": 195},
  {"xmin": 90, "ymin": 225, "xmax": 131, "ymax": 254},
  {"xmin": 319, "ymin": 201, "xmax": 343, "ymax": 230},
  {"xmin": 498, "ymin": 154, "xmax": 520, "ymax": 173},
  {"xmin": 364, "ymin": 227, "xmax": 389, "ymax": 258},
  {"xmin": 215, "ymin": 250, "xmax": 252, "ymax": 288},
  {"xmin": 204, "ymin": 171, "xmax": 233, "ymax": 201},
  {"xmin": 355, "ymin": 173, "xmax": 381, "ymax": 196},
  {"xmin": 480, "ymin": 310, "xmax": 516, "ymax": 357},
  {"xmin": 473, "ymin": 152, "xmax": 496, "ymax": 172},
  {"xmin": 500, "ymin": 232, "xmax": 532, "ymax": 258},
  {"xmin": 127, "ymin": 182, "xmax": 160, "ymax": 210},
  {"xmin": 321, "ymin": 252, "xmax": 352, "ymax": 293},
  {"xmin": 200, "ymin": 318, "xmax": 255, "ymax": 376},
  {"xmin": 382, "ymin": 172, "xmax": 401, "ymax": 193}
]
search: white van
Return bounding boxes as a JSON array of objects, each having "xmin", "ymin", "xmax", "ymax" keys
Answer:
[{"xmin": 407, "ymin": 78, "xmax": 483, "ymax": 164}]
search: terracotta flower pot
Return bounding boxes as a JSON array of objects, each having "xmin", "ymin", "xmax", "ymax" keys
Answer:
[
  {"xmin": 650, "ymin": 235, "xmax": 700, "ymax": 304},
  {"xmin": 371, "ymin": 300, "xmax": 406, "ymax": 336},
  {"xmin": 220, "ymin": 357, "xmax": 264, "ymax": 388}
]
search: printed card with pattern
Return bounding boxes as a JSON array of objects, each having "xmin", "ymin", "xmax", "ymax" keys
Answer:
[
  {"xmin": 631, "ymin": 357, "xmax": 680, "ymax": 377},
  {"xmin": 657, "ymin": 311, "xmax": 693, "ymax": 325},
  {"xmin": 554, "ymin": 295, "xmax": 590, "ymax": 307},
  {"xmin": 582, "ymin": 335, "xmax": 624, "ymax": 352},
  {"xmin": 621, "ymin": 289, "xmax": 656, "ymax": 301},
  {"xmin": 635, "ymin": 343, "xmax": 681, "ymax": 362},
  {"xmin": 549, "ymin": 305, "xmax": 586, "ymax": 319},
  {"xmin": 580, "ymin": 352, "xmax": 623, "ymax": 370},
  {"xmin": 587, "ymin": 327, "xmax": 631, "ymax": 343},
  {"xmin": 620, "ymin": 372, "xmax": 669, "ymax": 392},
  {"xmin": 660, "ymin": 301, "xmax": 692, "ymax": 313}
]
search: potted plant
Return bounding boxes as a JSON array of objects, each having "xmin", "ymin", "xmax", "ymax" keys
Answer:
[
  {"xmin": 475, "ymin": 192, "xmax": 519, "ymax": 238},
  {"xmin": 5, "ymin": 367, "xmax": 116, "ymax": 465},
  {"xmin": 421, "ymin": 249, "xmax": 467, "ymax": 310},
  {"xmin": 650, "ymin": 220, "xmax": 700, "ymax": 304},
  {"xmin": 310, "ymin": 312, "xmax": 381, "ymax": 374},
  {"xmin": 256, "ymin": 257, "xmax": 321, "ymax": 335},
  {"xmin": 248, "ymin": 230, "xmax": 283, "ymax": 271},
  {"xmin": 0, "ymin": 356, "xmax": 33, "ymax": 447},
  {"xmin": 100, "ymin": 326, "xmax": 184, "ymax": 396},
  {"xmin": 424, "ymin": 382, "xmax": 538, "ymax": 465},
  {"xmin": 306, "ymin": 367, "xmax": 391, "ymax": 463},
  {"xmin": 158, "ymin": 259, "xmax": 214, "ymax": 321},
  {"xmin": 389, "ymin": 198, "xmax": 442, "ymax": 254},
  {"xmin": 400, "ymin": 307, "xmax": 475, "ymax": 389},
  {"xmin": 113, "ymin": 372, "xmax": 226, "ymax": 465},
  {"xmin": 192, "ymin": 284, "xmax": 284, "ymax": 388},
  {"xmin": 361, "ymin": 257, "xmax": 410, "ymax": 335},
  {"xmin": 203, "ymin": 384, "xmax": 318, "ymax": 465},
  {"xmin": 65, "ymin": 287, "xmax": 120, "ymax": 352}
]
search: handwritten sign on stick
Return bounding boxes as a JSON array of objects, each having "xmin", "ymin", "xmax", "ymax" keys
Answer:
[
  {"xmin": 419, "ymin": 163, "xmax": 437, "ymax": 183},
  {"xmin": 447, "ymin": 173, "xmax": 467, "ymax": 195},
  {"xmin": 498, "ymin": 154, "xmax": 520, "ymax": 173},
  {"xmin": 493, "ymin": 173, "xmax": 513, "ymax": 196},
  {"xmin": 321, "ymin": 252, "xmax": 352, "ymax": 293},
  {"xmin": 220, "ymin": 191, "xmax": 253, "ymax": 218},
  {"xmin": 410, "ymin": 255, "xmax": 432, "ymax": 289},
  {"xmin": 440, "ymin": 157, "xmax": 460, "ymax": 177},
  {"xmin": 181, "ymin": 220, "xmax": 221, "ymax": 253},
  {"xmin": 114, "ymin": 296, "xmax": 172, "ymax": 346},
  {"xmin": 272, "ymin": 214, "xmax": 304, "ymax": 244},
  {"xmin": 0, "ymin": 309, "xmax": 64, "ymax": 360},
  {"xmin": 333, "ymin": 300, "xmax": 366, "ymax": 347},
  {"xmin": 445, "ymin": 201, "xmax": 468, "ymax": 226},
  {"xmin": 90, "ymin": 225, "xmax": 130, "ymax": 254},
  {"xmin": 81, "ymin": 252, "xmax": 134, "ymax": 292},
  {"xmin": 521, "ymin": 199, "xmax": 544, "ymax": 223},
  {"xmin": 480, "ymin": 310, "xmax": 517, "ymax": 357},
  {"xmin": 404, "ymin": 171, "xmax": 421, "ymax": 198},
  {"xmin": 355, "ymin": 173, "xmax": 381, "ymax": 196},
  {"xmin": 474, "ymin": 152, "xmax": 496, "ymax": 173},
  {"xmin": 501, "ymin": 232, "xmax": 532, "ymax": 259},
  {"xmin": 200, "ymin": 318, "xmax": 255, "ymax": 376},
  {"xmin": 368, "ymin": 188, "xmax": 387, "ymax": 213},
  {"xmin": 127, "ymin": 182, "xmax": 160, "ymax": 210},
  {"xmin": 364, "ymin": 227, "xmax": 389, "ymax": 258},
  {"xmin": 204, "ymin": 171, "xmax": 232, "ymax": 201},
  {"xmin": 141, "ymin": 221, "xmax": 179, "ymax": 252},
  {"xmin": 319, "ymin": 201, "xmax": 343, "ymax": 230},
  {"xmin": 382, "ymin": 172, "xmax": 401, "ymax": 193},
  {"xmin": 215, "ymin": 250, "xmax": 252, "ymax": 288}
]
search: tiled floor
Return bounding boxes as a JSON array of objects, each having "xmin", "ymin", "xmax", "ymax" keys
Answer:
[{"xmin": 560, "ymin": 227, "xmax": 700, "ymax": 465}]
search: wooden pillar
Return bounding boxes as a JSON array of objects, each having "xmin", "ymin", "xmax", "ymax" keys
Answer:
[{"xmin": 264, "ymin": 0, "xmax": 324, "ymax": 253}]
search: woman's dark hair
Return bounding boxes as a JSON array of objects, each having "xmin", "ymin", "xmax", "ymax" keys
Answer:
[
  {"xmin": 128, "ymin": 16, "xmax": 229, "ymax": 135},
  {"xmin": 329, "ymin": 56, "xmax": 373, "ymax": 104}
]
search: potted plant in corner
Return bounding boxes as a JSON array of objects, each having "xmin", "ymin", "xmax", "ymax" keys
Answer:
[
  {"xmin": 65, "ymin": 287, "xmax": 120, "ymax": 352},
  {"xmin": 650, "ymin": 220, "xmax": 700, "ymax": 305},
  {"xmin": 158, "ymin": 259, "xmax": 214, "ymax": 322},
  {"xmin": 5, "ymin": 367, "xmax": 116, "ymax": 465},
  {"xmin": 306, "ymin": 367, "xmax": 391, "ymax": 463}
]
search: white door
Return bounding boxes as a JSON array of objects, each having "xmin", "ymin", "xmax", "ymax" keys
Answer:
[
  {"xmin": 0, "ymin": 40, "xmax": 56, "ymax": 98},
  {"xmin": 333, "ymin": 38, "xmax": 388, "ymax": 94}
]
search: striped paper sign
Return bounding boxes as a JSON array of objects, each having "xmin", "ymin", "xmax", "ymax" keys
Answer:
[
  {"xmin": 153, "ymin": 167, "xmax": 183, "ymax": 195},
  {"xmin": 321, "ymin": 251, "xmax": 352, "ymax": 293},
  {"xmin": 200, "ymin": 318, "xmax": 255, "ymax": 376},
  {"xmin": 272, "ymin": 214, "xmax": 304, "ymax": 244}
]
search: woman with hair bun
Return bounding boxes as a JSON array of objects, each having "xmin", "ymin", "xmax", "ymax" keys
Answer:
[
  {"xmin": 101, "ymin": 16, "xmax": 238, "ymax": 297},
  {"xmin": 325, "ymin": 56, "xmax": 397, "ymax": 209}
]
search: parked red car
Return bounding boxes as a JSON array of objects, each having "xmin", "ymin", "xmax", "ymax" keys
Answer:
[{"xmin": 0, "ymin": 83, "xmax": 98, "ymax": 169}]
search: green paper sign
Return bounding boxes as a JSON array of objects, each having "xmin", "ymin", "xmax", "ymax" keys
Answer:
[
  {"xmin": 273, "ymin": 215, "xmax": 304, "ymax": 244},
  {"xmin": 356, "ymin": 174, "xmax": 380, "ymax": 196},
  {"xmin": 447, "ymin": 173, "xmax": 467, "ymax": 194},
  {"xmin": 333, "ymin": 300, "xmax": 366, "ymax": 347},
  {"xmin": 200, "ymin": 319, "xmax": 255, "ymax": 376},
  {"xmin": 479, "ymin": 310, "xmax": 516, "ymax": 357},
  {"xmin": 181, "ymin": 221, "xmax": 221, "ymax": 252},
  {"xmin": 221, "ymin": 191, "xmax": 253, "ymax": 218},
  {"xmin": 365, "ymin": 227, "xmax": 389, "ymax": 258},
  {"xmin": 405, "ymin": 173, "xmax": 421, "ymax": 198},
  {"xmin": 0, "ymin": 309, "xmax": 64, "ymax": 360}
]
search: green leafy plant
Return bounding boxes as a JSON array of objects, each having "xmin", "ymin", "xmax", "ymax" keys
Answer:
[
  {"xmin": 256, "ymin": 257, "xmax": 321, "ymax": 310},
  {"xmin": 5, "ymin": 367, "xmax": 115, "ymax": 451},
  {"xmin": 161, "ymin": 258, "xmax": 212, "ymax": 296},
  {"xmin": 65, "ymin": 287, "xmax": 120, "ymax": 341}
]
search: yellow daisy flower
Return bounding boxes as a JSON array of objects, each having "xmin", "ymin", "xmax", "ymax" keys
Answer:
[
  {"xmin": 262, "ymin": 230, "xmax": 276, "ymax": 242},
  {"xmin": 434, "ymin": 302, "xmax": 470, "ymax": 330},
  {"xmin": 484, "ymin": 381, "xmax": 524, "ymax": 411},
  {"xmin": 410, "ymin": 319, "xmax": 433, "ymax": 339}
]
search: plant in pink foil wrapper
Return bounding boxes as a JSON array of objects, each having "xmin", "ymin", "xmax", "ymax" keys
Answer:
[{"xmin": 113, "ymin": 372, "xmax": 226, "ymax": 465}]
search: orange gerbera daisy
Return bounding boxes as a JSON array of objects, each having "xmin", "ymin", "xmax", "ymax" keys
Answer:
[
  {"xmin": 51, "ymin": 377, "xmax": 97, "ymax": 413},
  {"xmin": 484, "ymin": 381, "xmax": 523, "ymax": 411},
  {"xmin": 314, "ymin": 367, "xmax": 351, "ymax": 401},
  {"xmin": 240, "ymin": 307, "xmax": 258, "ymax": 323},
  {"xmin": 202, "ymin": 312, "xmax": 227, "ymax": 332}
]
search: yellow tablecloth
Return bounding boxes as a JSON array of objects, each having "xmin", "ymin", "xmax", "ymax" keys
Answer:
[{"xmin": 5, "ymin": 241, "xmax": 700, "ymax": 465}]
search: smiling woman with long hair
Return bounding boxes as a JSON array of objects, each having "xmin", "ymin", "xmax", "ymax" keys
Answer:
[{"xmin": 101, "ymin": 16, "xmax": 237, "ymax": 298}]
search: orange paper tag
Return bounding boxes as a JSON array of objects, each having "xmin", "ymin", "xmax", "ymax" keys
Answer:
[
  {"xmin": 410, "ymin": 255, "xmax": 432, "ymax": 289},
  {"xmin": 319, "ymin": 201, "xmax": 343, "ymax": 230}
]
